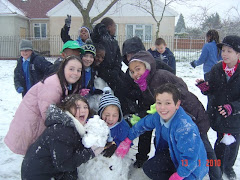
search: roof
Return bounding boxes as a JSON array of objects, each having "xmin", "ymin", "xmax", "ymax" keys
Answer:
[
  {"xmin": 8, "ymin": 0, "xmax": 61, "ymax": 18},
  {"xmin": 0, "ymin": 0, "xmax": 25, "ymax": 16},
  {"xmin": 47, "ymin": 0, "xmax": 178, "ymax": 17}
]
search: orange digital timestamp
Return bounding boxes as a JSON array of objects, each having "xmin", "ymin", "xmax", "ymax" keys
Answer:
[{"xmin": 181, "ymin": 159, "xmax": 221, "ymax": 167}]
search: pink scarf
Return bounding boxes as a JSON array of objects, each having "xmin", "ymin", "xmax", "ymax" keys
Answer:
[{"xmin": 134, "ymin": 70, "xmax": 150, "ymax": 91}]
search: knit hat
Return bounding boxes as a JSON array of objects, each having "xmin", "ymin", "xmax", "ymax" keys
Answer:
[
  {"xmin": 98, "ymin": 87, "xmax": 123, "ymax": 121},
  {"xmin": 217, "ymin": 35, "xmax": 240, "ymax": 53},
  {"xmin": 19, "ymin": 39, "xmax": 33, "ymax": 51},
  {"xmin": 60, "ymin": 40, "xmax": 85, "ymax": 54},
  {"xmin": 81, "ymin": 39, "xmax": 96, "ymax": 56},
  {"xmin": 78, "ymin": 26, "xmax": 91, "ymax": 36}
]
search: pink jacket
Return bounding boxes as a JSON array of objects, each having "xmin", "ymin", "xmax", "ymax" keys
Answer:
[{"xmin": 4, "ymin": 74, "xmax": 63, "ymax": 155}]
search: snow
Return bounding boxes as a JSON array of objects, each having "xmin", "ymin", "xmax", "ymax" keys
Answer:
[{"xmin": 0, "ymin": 60, "xmax": 240, "ymax": 180}]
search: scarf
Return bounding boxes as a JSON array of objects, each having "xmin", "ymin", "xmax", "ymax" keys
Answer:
[
  {"xmin": 222, "ymin": 60, "xmax": 240, "ymax": 77},
  {"xmin": 134, "ymin": 70, "xmax": 150, "ymax": 91}
]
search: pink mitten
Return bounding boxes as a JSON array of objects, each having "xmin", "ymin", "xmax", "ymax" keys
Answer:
[
  {"xmin": 115, "ymin": 138, "xmax": 131, "ymax": 158},
  {"xmin": 169, "ymin": 172, "xmax": 183, "ymax": 180},
  {"xmin": 80, "ymin": 89, "xmax": 90, "ymax": 96},
  {"xmin": 196, "ymin": 81, "xmax": 209, "ymax": 92}
]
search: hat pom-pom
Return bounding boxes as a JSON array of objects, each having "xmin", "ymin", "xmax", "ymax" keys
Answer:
[
  {"xmin": 103, "ymin": 87, "xmax": 111, "ymax": 94},
  {"xmin": 220, "ymin": 133, "xmax": 236, "ymax": 145}
]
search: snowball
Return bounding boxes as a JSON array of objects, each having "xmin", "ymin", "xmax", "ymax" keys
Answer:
[{"xmin": 82, "ymin": 115, "xmax": 109, "ymax": 148}]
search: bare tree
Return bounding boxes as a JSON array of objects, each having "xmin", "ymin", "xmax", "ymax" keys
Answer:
[
  {"xmin": 71, "ymin": 0, "xmax": 120, "ymax": 29},
  {"xmin": 129, "ymin": 0, "xmax": 193, "ymax": 38}
]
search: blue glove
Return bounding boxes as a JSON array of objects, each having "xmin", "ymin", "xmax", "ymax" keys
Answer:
[{"xmin": 17, "ymin": 87, "xmax": 24, "ymax": 93}]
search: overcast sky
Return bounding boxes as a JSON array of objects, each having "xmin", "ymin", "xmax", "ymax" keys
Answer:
[{"xmin": 170, "ymin": 0, "xmax": 240, "ymax": 27}]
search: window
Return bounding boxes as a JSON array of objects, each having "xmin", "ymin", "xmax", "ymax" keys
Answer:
[
  {"xmin": 34, "ymin": 23, "xmax": 47, "ymax": 39},
  {"xmin": 126, "ymin": 24, "xmax": 152, "ymax": 41}
]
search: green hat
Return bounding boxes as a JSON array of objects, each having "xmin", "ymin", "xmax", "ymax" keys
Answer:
[{"xmin": 60, "ymin": 41, "xmax": 85, "ymax": 54}]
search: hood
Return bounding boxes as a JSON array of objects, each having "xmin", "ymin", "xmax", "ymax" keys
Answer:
[
  {"xmin": 129, "ymin": 51, "xmax": 156, "ymax": 76},
  {"xmin": 122, "ymin": 36, "xmax": 146, "ymax": 65},
  {"xmin": 45, "ymin": 105, "xmax": 85, "ymax": 137}
]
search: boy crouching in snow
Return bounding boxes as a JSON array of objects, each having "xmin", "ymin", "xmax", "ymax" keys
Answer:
[{"xmin": 115, "ymin": 83, "xmax": 209, "ymax": 180}]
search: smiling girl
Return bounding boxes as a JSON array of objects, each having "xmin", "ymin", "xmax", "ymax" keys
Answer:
[{"xmin": 5, "ymin": 55, "xmax": 84, "ymax": 155}]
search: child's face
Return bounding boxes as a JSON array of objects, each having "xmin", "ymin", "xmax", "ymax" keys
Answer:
[
  {"xmin": 95, "ymin": 50, "xmax": 105, "ymax": 66},
  {"xmin": 107, "ymin": 23, "xmax": 116, "ymax": 36},
  {"xmin": 64, "ymin": 59, "xmax": 82, "ymax": 84},
  {"xmin": 70, "ymin": 100, "xmax": 89, "ymax": 125},
  {"xmin": 20, "ymin": 50, "xmax": 32, "ymax": 60},
  {"xmin": 129, "ymin": 61, "xmax": 146, "ymax": 81},
  {"xmin": 156, "ymin": 44, "xmax": 166, "ymax": 54},
  {"xmin": 80, "ymin": 28, "xmax": 89, "ymax": 41},
  {"xmin": 62, "ymin": 49, "xmax": 80, "ymax": 58},
  {"xmin": 222, "ymin": 45, "xmax": 240, "ymax": 68},
  {"xmin": 82, "ymin": 53, "xmax": 94, "ymax": 68},
  {"xmin": 155, "ymin": 92, "xmax": 180, "ymax": 122},
  {"xmin": 101, "ymin": 105, "xmax": 119, "ymax": 127}
]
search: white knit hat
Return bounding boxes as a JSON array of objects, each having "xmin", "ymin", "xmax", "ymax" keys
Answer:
[{"xmin": 98, "ymin": 87, "xmax": 123, "ymax": 121}]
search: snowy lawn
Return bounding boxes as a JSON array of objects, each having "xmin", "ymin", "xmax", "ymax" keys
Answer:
[{"xmin": 0, "ymin": 60, "xmax": 239, "ymax": 180}]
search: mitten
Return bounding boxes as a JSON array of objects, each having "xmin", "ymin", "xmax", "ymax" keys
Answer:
[
  {"xmin": 115, "ymin": 137, "xmax": 132, "ymax": 158},
  {"xmin": 218, "ymin": 104, "xmax": 232, "ymax": 118},
  {"xmin": 17, "ymin": 87, "xmax": 24, "ymax": 93},
  {"xmin": 80, "ymin": 89, "xmax": 90, "ymax": 96},
  {"xmin": 190, "ymin": 60, "xmax": 196, "ymax": 68},
  {"xmin": 130, "ymin": 114, "xmax": 141, "ymax": 126},
  {"xmin": 169, "ymin": 172, "xmax": 183, "ymax": 180},
  {"xmin": 102, "ymin": 141, "xmax": 117, "ymax": 158},
  {"xmin": 93, "ymin": 89, "xmax": 103, "ymax": 95},
  {"xmin": 147, "ymin": 103, "xmax": 156, "ymax": 114},
  {"xmin": 196, "ymin": 81, "xmax": 209, "ymax": 92},
  {"xmin": 91, "ymin": 146, "xmax": 104, "ymax": 156},
  {"xmin": 65, "ymin": 14, "xmax": 71, "ymax": 28}
]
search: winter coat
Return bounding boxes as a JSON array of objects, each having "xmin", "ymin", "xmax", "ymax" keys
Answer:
[
  {"xmin": 206, "ymin": 62, "xmax": 240, "ymax": 133},
  {"xmin": 109, "ymin": 118, "xmax": 130, "ymax": 146},
  {"xmin": 4, "ymin": 74, "xmax": 66, "ymax": 155},
  {"xmin": 148, "ymin": 47, "xmax": 176, "ymax": 74},
  {"xmin": 14, "ymin": 51, "xmax": 52, "ymax": 96},
  {"xmin": 193, "ymin": 41, "xmax": 222, "ymax": 74},
  {"xmin": 21, "ymin": 105, "xmax": 94, "ymax": 180},
  {"xmin": 61, "ymin": 25, "xmax": 85, "ymax": 46},
  {"xmin": 128, "ymin": 107, "xmax": 209, "ymax": 179},
  {"xmin": 130, "ymin": 51, "xmax": 210, "ymax": 134}
]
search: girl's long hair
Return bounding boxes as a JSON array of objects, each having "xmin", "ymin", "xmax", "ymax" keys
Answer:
[{"xmin": 206, "ymin": 29, "xmax": 221, "ymax": 56}]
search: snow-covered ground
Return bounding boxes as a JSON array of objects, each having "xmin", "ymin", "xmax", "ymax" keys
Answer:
[{"xmin": 0, "ymin": 60, "xmax": 239, "ymax": 180}]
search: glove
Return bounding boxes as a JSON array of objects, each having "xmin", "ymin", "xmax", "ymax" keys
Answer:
[
  {"xmin": 169, "ymin": 172, "xmax": 183, "ymax": 180},
  {"xmin": 115, "ymin": 137, "xmax": 132, "ymax": 158},
  {"xmin": 65, "ymin": 14, "xmax": 71, "ymax": 28},
  {"xmin": 93, "ymin": 89, "xmax": 103, "ymax": 95},
  {"xmin": 102, "ymin": 141, "xmax": 117, "ymax": 158},
  {"xmin": 196, "ymin": 81, "xmax": 209, "ymax": 92},
  {"xmin": 17, "ymin": 87, "xmax": 24, "ymax": 93},
  {"xmin": 218, "ymin": 104, "xmax": 232, "ymax": 118},
  {"xmin": 190, "ymin": 61, "xmax": 196, "ymax": 68},
  {"xmin": 80, "ymin": 89, "xmax": 90, "ymax": 96},
  {"xmin": 130, "ymin": 114, "xmax": 141, "ymax": 126},
  {"xmin": 91, "ymin": 146, "xmax": 104, "ymax": 156},
  {"xmin": 147, "ymin": 103, "xmax": 156, "ymax": 114}
]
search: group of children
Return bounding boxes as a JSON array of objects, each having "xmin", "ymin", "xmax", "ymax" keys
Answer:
[{"xmin": 4, "ymin": 14, "xmax": 240, "ymax": 179}]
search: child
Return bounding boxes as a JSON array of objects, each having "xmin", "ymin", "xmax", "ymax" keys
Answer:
[
  {"xmin": 5, "ymin": 55, "xmax": 84, "ymax": 155},
  {"xmin": 49, "ymin": 40, "xmax": 85, "ymax": 73},
  {"xmin": 98, "ymin": 87, "xmax": 131, "ymax": 157},
  {"xmin": 21, "ymin": 94, "xmax": 103, "ymax": 180},
  {"xmin": 124, "ymin": 51, "xmax": 222, "ymax": 179},
  {"xmin": 14, "ymin": 39, "xmax": 52, "ymax": 97},
  {"xmin": 196, "ymin": 35, "xmax": 240, "ymax": 180},
  {"xmin": 115, "ymin": 83, "xmax": 209, "ymax": 180},
  {"xmin": 61, "ymin": 14, "xmax": 91, "ymax": 46},
  {"xmin": 190, "ymin": 29, "xmax": 222, "ymax": 80},
  {"xmin": 148, "ymin": 37, "xmax": 176, "ymax": 74}
]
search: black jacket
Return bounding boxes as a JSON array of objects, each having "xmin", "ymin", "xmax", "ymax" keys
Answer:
[
  {"xmin": 14, "ymin": 52, "xmax": 52, "ymax": 96},
  {"xmin": 207, "ymin": 62, "xmax": 240, "ymax": 133},
  {"xmin": 21, "ymin": 105, "xmax": 94, "ymax": 180}
]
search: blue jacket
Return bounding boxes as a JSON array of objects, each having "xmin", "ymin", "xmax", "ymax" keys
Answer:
[
  {"xmin": 109, "ymin": 119, "xmax": 130, "ymax": 146},
  {"xmin": 194, "ymin": 40, "xmax": 222, "ymax": 74},
  {"xmin": 128, "ymin": 107, "xmax": 208, "ymax": 179}
]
